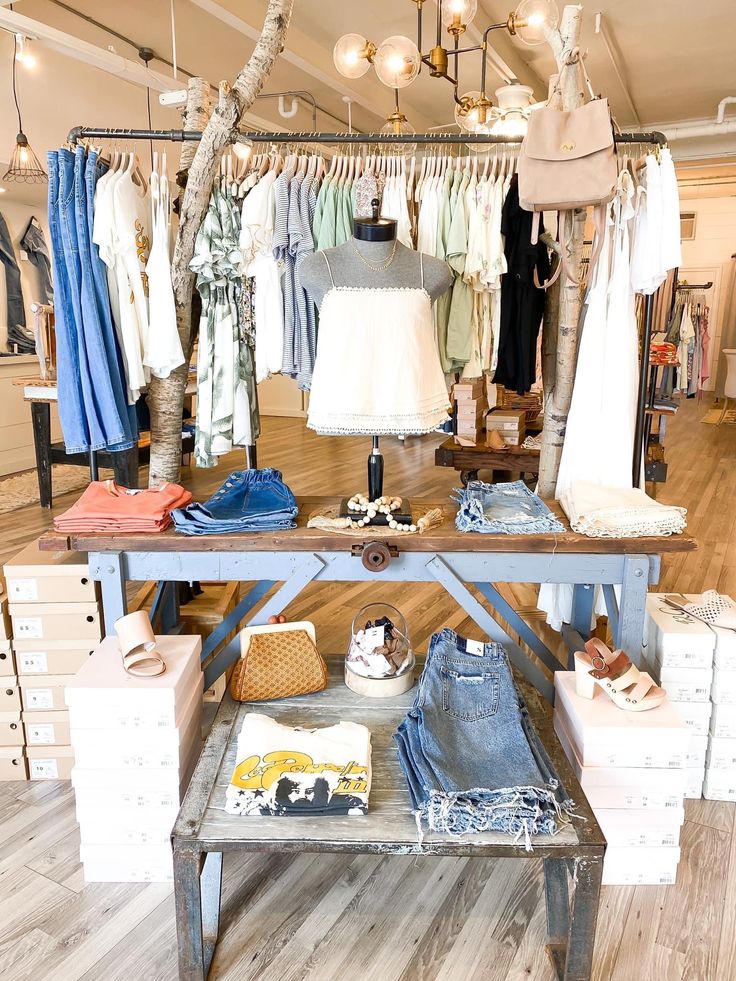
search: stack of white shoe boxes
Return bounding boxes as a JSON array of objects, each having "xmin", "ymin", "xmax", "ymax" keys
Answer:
[
  {"xmin": 643, "ymin": 594, "xmax": 716, "ymax": 799},
  {"xmin": 65, "ymin": 634, "xmax": 203, "ymax": 883},
  {"xmin": 554, "ymin": 672, "xmax": 690, "ymax": 885},
  {"xmin": 4, "ymin": 540, "xmax": 102, "ymax": 782},
  {"xmin": 704, "ymin": 622, "xmax": 736, "ymax": 800}
]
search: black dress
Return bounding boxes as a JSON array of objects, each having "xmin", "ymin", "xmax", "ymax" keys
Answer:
[{"xmin": 493, "ymin": 176, "xmax": 550, "ymax": 396}]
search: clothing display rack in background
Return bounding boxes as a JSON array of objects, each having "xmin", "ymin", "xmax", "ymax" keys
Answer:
[
  {"xmin": 67, "ymin": 124, "xmax": 667, "ymax": 488},
  {"xmin": 642, "ymin": 279, "xmax": 714, "ymax": 483}
]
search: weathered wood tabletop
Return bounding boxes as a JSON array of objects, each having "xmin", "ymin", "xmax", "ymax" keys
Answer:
[
  {"xmin": 173, "ymin": 659, "xmax": 600, "ymax": 857},
  {"xmin": 40, "ymin": 495, "xmax": 697, "ymax": 555}
]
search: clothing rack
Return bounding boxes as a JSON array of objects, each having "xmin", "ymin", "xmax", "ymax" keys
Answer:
[
  {"xmin": 677, "ymin": 281, "xmax": 713, "ymax": 291},
  {"xmin": 68, "ymin": 126, "xmax": 668, "ymax": 148},
  {"xmin": 69, "ymin": 124, "xmax": 667, "ymax": 491}
]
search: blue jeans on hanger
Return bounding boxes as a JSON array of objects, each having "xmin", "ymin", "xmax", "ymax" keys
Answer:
[
  {"xmin": 58, "ymin": 147, "xmax": 107, "ymax": 451},
  {"xmin": 20, "ymin": 216, "xmax": 53, "ymax": 305},
  {"xmin": 0, "ymin": 210, "xmax": 27, "ymax": 343},
  {"xmin": 81, "ymin": 149, "xmax": 137, "ymax": 447},
  {"xmin": 394, "ymin": 629, "xmax": 572, "ymax": 847},
  {"xmin": 171, "ymin": 469, "xmax": 299, "ymax": 535},
  {"xmin": 47, "ymin": 150, "xmax": 90, "ymax": 454}
]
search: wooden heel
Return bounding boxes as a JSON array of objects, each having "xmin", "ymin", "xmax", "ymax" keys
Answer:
[{"xmin": 574, "ymin": 658, "xmax": 597, "ymax": 699}]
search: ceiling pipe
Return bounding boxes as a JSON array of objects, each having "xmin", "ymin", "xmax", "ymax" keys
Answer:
[
  {"xmin": 717, "ymin": 97, "xmax": 736, "ymax": 124},
  {"xmin": 0, "ymin": 7, "xmax": 181, "ymax": 92},
  {"xmin": 659, "ymin": 118, "xmax": 736, "ymax": 141},
  {"xmin": 278, "ymin": 96, "xmax": 300, "ymax": 119}
]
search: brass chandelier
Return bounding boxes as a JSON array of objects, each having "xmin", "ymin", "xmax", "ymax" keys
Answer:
[{"xmin": 334, "ymin": 0, "xmax": 559, "ymax": 136}]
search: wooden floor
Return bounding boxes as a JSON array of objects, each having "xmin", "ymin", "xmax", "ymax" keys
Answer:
[{"xmin": 1, "ymin": 397, "xmax": 735, "ymax": 980}]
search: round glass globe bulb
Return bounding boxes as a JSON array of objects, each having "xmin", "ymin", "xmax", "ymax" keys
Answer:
[
  {"xmin": 333, "ymin": 33, "xmax": 372, "ymax": 79},
  {"xmin": 380, "ymin": 117, "xmax": 417, "ymax": 156},
  {"xmin": 513, "ymin": 0, "xmax": 559, "ymax": 45},
  {"xmin": 441, "ymin": 0, "xmax": 478, "ymax": 31},
  {"xmin": 374, "ymin": 35, "xmax": 420, "ymax": 89},
  {"xmin": 491, "ymin": 113, "xmax": 529, "ymax": 138},
  {"xmin": 454, "ymin": 91, "xmax": 483, "ymax": 133}
]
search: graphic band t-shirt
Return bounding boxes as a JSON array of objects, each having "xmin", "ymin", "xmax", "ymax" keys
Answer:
[{"xmin": 225, "ymin": 712, "xmax": 372, "ymax": 816}]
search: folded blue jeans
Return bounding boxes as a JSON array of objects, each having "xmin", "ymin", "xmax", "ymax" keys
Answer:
[
  {"xmin": 172, "ymin": 468, "xmax": 299, "ymax": 536},
  {"xmin": 395, "ymin": 629, "xmax": 573, "ymax": 848},
  {"xmin": 454, "ymin": 480, "xmax": 565, "ymax": 535}
]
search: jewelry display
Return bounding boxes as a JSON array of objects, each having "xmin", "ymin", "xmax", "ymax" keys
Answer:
[{"xmin": 350, "ymin": 238, "xmax": 398, "ymax": 272}]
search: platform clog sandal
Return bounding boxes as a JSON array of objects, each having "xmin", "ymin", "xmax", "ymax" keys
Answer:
[{"xmin": 574, "ymin": 638, "xmax": 666, "ymax": 712}]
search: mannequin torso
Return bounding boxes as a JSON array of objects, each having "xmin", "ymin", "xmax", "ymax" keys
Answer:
[{"xmin": 300, "ymin": 240, "xmax": 453, "ymax": 309}]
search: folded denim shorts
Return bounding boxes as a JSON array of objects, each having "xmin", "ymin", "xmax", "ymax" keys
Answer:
[
  {"xmin": 454, "ymin": 480, "xmax": 565, "ymax": 535},
  {"xmin": 395, "ymin": 629, "xmax": 573, "ymax": 847},
  {"xmin": 171, "ymin": 468, "xmax": 299, "ymax": 535}
]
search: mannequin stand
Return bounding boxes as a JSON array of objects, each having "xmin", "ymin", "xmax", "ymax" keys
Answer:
[{"xmin": 339, "ymin": 436, "xmax": 412, "ymax": 527}]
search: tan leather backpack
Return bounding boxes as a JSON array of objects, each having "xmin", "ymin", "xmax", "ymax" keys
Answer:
[{"xmin": 518, "ymin": 61, "xmax": 617, "ymax": 288}]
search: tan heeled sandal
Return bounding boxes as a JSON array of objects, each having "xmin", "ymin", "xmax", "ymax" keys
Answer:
[
  {"xmin": 115, "ymin": 610, "xmax": 166, "ymax": 678},
  {"xmin": 574, "ymin": 638, "xmax": 666, "ymax": 712}
]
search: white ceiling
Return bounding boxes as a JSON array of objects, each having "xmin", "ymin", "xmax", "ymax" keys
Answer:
[{"xmin": 2, "ymin": 0, "xmax": 736, "ymax": 164}]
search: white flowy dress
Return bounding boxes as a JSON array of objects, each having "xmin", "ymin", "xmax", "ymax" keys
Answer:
[
  {"xmin": 538, "ymin": 171, "xmax": 640, "ymax": 630},
  {"xmin": 306, "ymin": 252, "xmax": 450, "ymax": 436}
]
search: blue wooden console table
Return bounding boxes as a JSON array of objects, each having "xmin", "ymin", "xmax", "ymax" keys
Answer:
[
  {"xmin": 40, "ymin": 496, "xmax": 695, "ymax": 980},
  {"xmin": 41, "ymin": 495, "xmax": 695, "ymax": 703}
]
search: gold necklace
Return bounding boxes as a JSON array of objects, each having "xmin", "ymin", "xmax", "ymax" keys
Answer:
[{"xmin": 350, "ymin": 238, "xmax": 398, "ymax": 272}]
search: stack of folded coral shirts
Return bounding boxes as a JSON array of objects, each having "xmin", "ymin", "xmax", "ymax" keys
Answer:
[
  {"xmin": 54, "ymin": 480, "xmax": 191, "ymax": 533},
  {"xmin": 561, "ymin": 481, "xmax": 687, "ymax": 538},
  {"xmin": 395, "ymin": 629, "xmax": 573, "ymax": 849},
  {"xmin": 172, "ymin": 468, "xmax": 298, "ymax": 536},
  {"xmin": 453, "ymin": 479, "xmax": 565, "ymax": 535},
  {"xmin": 226, "ymin": 712, "xmax": 372, "ymax": 816}
]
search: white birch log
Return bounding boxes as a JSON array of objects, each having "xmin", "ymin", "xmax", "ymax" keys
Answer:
[
  {"xmin": 537, "ymin": 4, "xmax": 586, "ymax": 498},
  {"xmin": 147, "ymin": 0, "xmax": 294, "ymax": 486}
]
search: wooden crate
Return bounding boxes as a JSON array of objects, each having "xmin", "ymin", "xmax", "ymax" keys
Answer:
[{"xmin": 129, "ymin": 581, "xmax": 240, "ymax": 702}]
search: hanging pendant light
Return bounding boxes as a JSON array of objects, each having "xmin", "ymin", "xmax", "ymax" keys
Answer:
[{"xmin": 3, "ymin": 35, "xmax": 46, "ymax": 183}]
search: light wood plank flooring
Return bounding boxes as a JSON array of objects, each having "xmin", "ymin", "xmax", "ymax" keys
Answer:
[{"xmin": 0, "ymin": 396, "xmax": 734, "ymax": 980}]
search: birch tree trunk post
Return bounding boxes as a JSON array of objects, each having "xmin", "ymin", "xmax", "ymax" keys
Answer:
[
  {"xmin": 536, "ymin": 3, "xmax": 586, "ymax": 498},
  {"xmin": 147, "ymin": 0, "xmax": 295, "ymax": 486},
  {"xmin": 147, "ymin": 77, "xmax": 211, "ymax": 486}
]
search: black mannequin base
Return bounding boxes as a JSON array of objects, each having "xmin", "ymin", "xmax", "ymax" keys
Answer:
[{"xmin": 339, "ymin": 497, "xmax": 413, "ymax": 527}]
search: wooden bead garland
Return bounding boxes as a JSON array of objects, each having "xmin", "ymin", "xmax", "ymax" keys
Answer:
[{"xmin": 345, "ymin": 493, "xmax": 413, "ymax": 531}]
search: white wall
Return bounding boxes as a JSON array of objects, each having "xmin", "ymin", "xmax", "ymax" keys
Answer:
[{"xmin": 679, "ymin": 195, "xmax": 736, "ymax": 390}]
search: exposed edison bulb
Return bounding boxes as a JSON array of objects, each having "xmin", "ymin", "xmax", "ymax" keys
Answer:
[
  {"xmin": 441, "ymin": 0, "xmax": 478, "ymax": 33},
  {"xmin": 491, "ymin": 113, "xmax": 528, "ymax": 138},
  {"xmin": 232, "ymin": 141, "xmax": 252, "ymax": 162},
  {"xmin": 19, "ymin": 146, "xmax": 29, "ymax": 164},
  {"xmin": 374, "ymin": 36, "xmax": 420, "ymax": 89},
  {"xmin": 512, "ymin": 0, "xmax": 559, "ymax": 45},
  {"xmin": 16, "ymin": 35, "xmax": 37, "ymax": 69},
  {"xmin": 333, "ymin": 33, "xmax": 373, "ymax": 79}
]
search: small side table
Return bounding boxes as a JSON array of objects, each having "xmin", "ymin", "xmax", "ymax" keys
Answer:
[{"xmin": 14, "ymin": 377, "xmax": 195, "ymax": 507}]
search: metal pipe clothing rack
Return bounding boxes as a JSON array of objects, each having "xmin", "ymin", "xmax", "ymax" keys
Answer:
[
  {"xmin": 70, "ymin": 124, "xmax": 668, "ymax": 491},
  {"xmin": 68, "ymin": 126, "xmax": 668, "ymax": 147}
]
